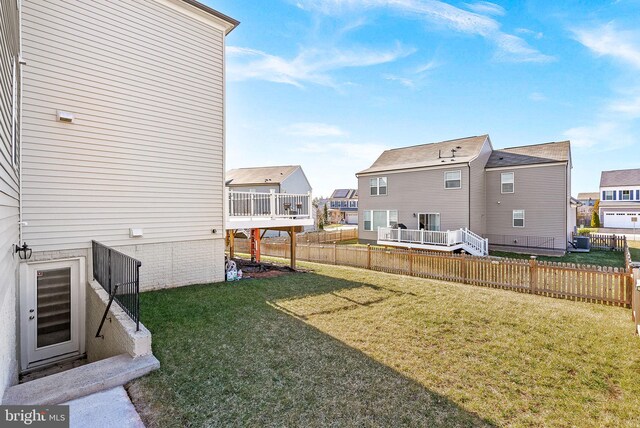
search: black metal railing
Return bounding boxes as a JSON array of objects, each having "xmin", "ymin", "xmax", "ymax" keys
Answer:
[
  {"xmin": 486, "ymin": 234, "xmax": 556, "ymax": 250},
  {"xmin": 92, "ymin": 241, "xmax": 141, "ymax": 336}
]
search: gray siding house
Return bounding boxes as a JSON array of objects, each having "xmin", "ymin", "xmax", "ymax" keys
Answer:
[
  {"xmin": 598, "ymin": 169, "xmax": 640, "ymax": 229},
  {"xmin": 357, "ymin": 135, "xmax": 572, "ymax": 254}
]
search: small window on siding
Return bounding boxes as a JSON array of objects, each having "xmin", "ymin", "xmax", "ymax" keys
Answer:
[
  {"xmin": 501, "ymin": 172, "xmax": 514, "ymax": 194},
  {"xmin": 444, "ymin": 170, "xmax": 461, "ymax": 189},
  {"xmin": 603, "ymin": 191, "xmax": 614, "ymax": 201},
  {"xmin": 364, "ymin": 210, "xmax": 372, "ymax": 231},
  {"xmin": 370, "ymin": 177, "xmax": 387, "ymax": 196},
  {"xmin": 513, "ymin": 210, "xmax": 525, "ymax": 228},
  {"xmin": 622, "ymin": 190, "xmax": 631, "ymax": 200}
]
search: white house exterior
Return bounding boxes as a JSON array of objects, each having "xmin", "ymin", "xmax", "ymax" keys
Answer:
[
  {"xmin": 599, "ymin": 169, "xmax": 640, "ymax": 229},
  {"xmin": 1, "ymin": 0, "xmax": 237, "ymax": 401}
]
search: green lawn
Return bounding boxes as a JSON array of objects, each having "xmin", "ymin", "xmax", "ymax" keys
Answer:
[
  {"xmin": 491, "ymin": 239, "xmax": 640, "ymax": 268},
  {"xmin": 129, "ymin": 261, "xmax": 640, "ymax": 427},
  {"xmin": 490, "ymin": 249, "xmax": 626, "ymax": 267}
]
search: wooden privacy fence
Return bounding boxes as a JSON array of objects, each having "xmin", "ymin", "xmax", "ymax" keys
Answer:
[
  {"xmin": 298, "ymin": 228, "xmax": 358, "ymax": 244},
  {"xmin": 232, "ymin": 240, "xmax": 634, "ymax": 308},
  {"xmin": 573, "ymin": 232, "xmax": 626, "ymax": 251}
]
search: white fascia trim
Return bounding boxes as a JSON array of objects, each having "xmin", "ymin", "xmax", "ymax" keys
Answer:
[
  {"xmin": 356, "ymin": 162, "xmax": 470, "ymax": 177},
  {"xmin": 157, "ymin": 0, "xmax": 234, "ymax": 33}
]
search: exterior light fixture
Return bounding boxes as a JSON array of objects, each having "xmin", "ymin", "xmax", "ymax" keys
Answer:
[{"xmin": 15, "ymin": 242, "xmax": 32, "ymax": 260}]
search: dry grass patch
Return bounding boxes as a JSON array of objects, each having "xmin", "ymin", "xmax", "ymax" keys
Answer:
[{"xmin": 130, "ymin": 261, "xmax": 640, "ymax": 427}]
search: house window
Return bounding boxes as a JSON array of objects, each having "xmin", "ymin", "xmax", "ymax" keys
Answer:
[
  {"xmin": 349, "ymin": 200, "xmax": 357, "ymax": 208},
  {"xmin": 501, "ymin": 172, "xmax": 514, "ymax": 194},
  {"xmin": 513, "ymin": 210, "xmax": 525, "ymax": 228},
  {"xmin": 603, "ymin": 191, "xmax": 614, "ymax": 201},
  {"xmin": 369, "ymin": 177, "xmax": 387, "ymax": 196},
  {"xmin": 621, "ymin": 190, "xmax": 631, "ymax": 200},
  {"xmin": 364, "ymin": 210, "xmax": 398, "ymax": 231},
  {"xmin": 444, "ymin": 170, "xmax": 461, "ymax": 189},
  {"xmin": 364, "ymin": 211, "xmax": 372, "ymax": 231}
]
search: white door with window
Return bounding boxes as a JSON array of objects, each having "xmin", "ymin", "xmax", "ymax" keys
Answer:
[
  {"xmin": 418, "ymin": 213, "xmax": 440, "ymax": 231},
  {"xmin": 20, "ymin": 258, "xmax": 85, "ymax": 370}
]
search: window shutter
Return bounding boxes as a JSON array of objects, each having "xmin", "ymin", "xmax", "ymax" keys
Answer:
[
  {"xmin": 618, "ymin": 190, "xmax": 622, "ymax": 200},
  {"xmin": 613, "ymin": 191, "xmax": 617, "ymax": 200},
  {"xmin": 637, "ymin": 190, "xmax": 640, "ymax": 200},
  {"xmin": 602, "ymin": 191, "xmax": 606, "ymax": 200}
]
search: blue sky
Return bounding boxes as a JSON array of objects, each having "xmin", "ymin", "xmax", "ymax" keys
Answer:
[{"xmin": 207, "ymin": 0, "xmax": 640, "ymax": 198}]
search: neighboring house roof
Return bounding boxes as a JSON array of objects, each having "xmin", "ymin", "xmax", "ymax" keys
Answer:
[
  {"xmin": 226, "ymin": 165, "xmax": 300, "ymax": 186},
  {"xmin": 357, "ymin": 135, "xmax": 489, "ymax": 175},
  {"xmin": 600, "ymin": 168, "xmax": 640, "ymax": 187},
  {"xmin": 577, "ymin": 192, "xmax": 599, "ymax": 200},
  {"xmin": 180, "ymin": 0, "xmax": 240, "ymax": 33},
  {"xmin": 486, "ymin": 141, "xmax": 570, "ymax": 168},
  {"xmin": 330, "ymin": 189, "xmax": 358, "ymax": 199},
  {"xmin": 570, "ymin": 197, "xmax": 582, "ymax": 206}
]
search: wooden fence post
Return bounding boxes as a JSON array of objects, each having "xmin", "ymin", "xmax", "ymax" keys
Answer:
[
  {"xmin": 529, "ymin": 256, "xmax": 537, "ymax": 294},
  {"xmin": 461, "ymin": 252, "xmax": 467, "ymax": 284},
  {"xmin": 334, "ymin": 242, "xmax": 338, "ymax": 265},
  {"xmin": 367, "ymin": 244, "xmax": 371, "ymax": 270},
  {"xmin": 408, "ymin": 250, "xmax": 413, "ymax": 276}
]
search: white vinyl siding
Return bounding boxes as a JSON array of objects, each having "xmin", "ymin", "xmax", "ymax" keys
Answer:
[
  {"xmin": 444, "ymin": 170, "xmax": 461, "ymax": 189},
  {"xmin": 21, "ymin": 0, "xmax": 227, "ymax": 251},
  {"xmin": 0, "ymin": 0, "xmax": 21, "ymax": 399},
  {"xmin": 364, "ymin": 210, "xmax": 397, "ymax": 231},
  {"xmin": 501, "ymin": 172, "xmax": 514, "ymax": 194},
  {"xmin": 513, "ymin": 210, "xmax": 525, "ymax": 227}
]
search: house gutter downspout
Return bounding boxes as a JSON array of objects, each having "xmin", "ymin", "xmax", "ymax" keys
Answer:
[{"xmin": 18, "ymin": 0, "xmax": 24, "ymax": 245}]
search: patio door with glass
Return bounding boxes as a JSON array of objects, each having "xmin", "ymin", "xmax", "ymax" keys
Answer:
[
  {"xmin": 418, "ymin": 213, "xmax": 440, "ymax": 231},
  {"xmin": 20, "ymin": 258, "xmax": 85, "ymax": 370}
]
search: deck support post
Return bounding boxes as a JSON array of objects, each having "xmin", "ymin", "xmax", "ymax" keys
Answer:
[
  {"xmin": 290, "ymin": 226, "xmax": 296, "ymax": 269},
  {"xmin": 229, "ymin": 230, "xmax": 235, "ymax": 259},
  {"xmin": 251, "ymin": 228, "xmax": 261, "ymax": 263}
]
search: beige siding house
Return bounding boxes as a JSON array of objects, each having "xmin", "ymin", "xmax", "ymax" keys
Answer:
[
  {"xmin": 598, "ymin": 169, "xmax": 640, "ymax": 229},
  {"xmin": 357, "ymin": 136, "xmax": 572, "ymax": 254},
  {"xmin": 1, "ymin": 0, "xmax": 238, "ymax": 402}
]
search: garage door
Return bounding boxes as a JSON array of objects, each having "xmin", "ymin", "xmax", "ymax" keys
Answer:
[
  {"xmin": 603, "ymin": 211, "xmax": 640, "ymax": 228},
  {"xmin": 345, "ymin": 212, "xmax": 358, "ymax": 225}
]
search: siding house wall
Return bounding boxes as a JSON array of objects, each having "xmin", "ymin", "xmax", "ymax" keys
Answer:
[
  {"xmin": 358, "ymin": 166, "xmax": 470, "ymax": 242},
  {"xmin": 281, "ymin": 168, "xmax": 312, "ymax": 194},
  {"xmin": 0, "ymin": 0, "xmax": 21, "ymax": 399},
  {"xmin": 21, "ymin": 0, "xmax": 230, "ymax": 287},
  {"xmin": 469, "ymin": 138, "xmax": 492, "ymax": 235},
  {"xmin": 485, "ymin": 163, "xmax": 568, "ymax": 250}
]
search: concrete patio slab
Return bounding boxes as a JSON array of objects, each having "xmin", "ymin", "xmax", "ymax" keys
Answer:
[{"xmin": 65, "ymin": 387, "xmax": 144, "ymax": 428}]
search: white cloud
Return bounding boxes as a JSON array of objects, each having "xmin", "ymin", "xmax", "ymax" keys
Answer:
[
  {"xmin": 283, "ymin": 122, "xmax": 347, "ymax": 137},
  {"xmin": 565, "ymin": 24, "xmax": 640, "ymax": 151},
  {"xmin": 464, "ymin": 1, "xmax": 505, "ymax": 16},
  {"xmin": 573, "ymin": 23, "xmax": 640, "ymax": 69},
  {"xmin": 515, "ymin": 28, "xmax": 543, "ymax": 40},
  {"xmin": 529, "ymin": 92, "xmax": 546, "ymax": 102},
  {"xmin": 227, "ymin": 44, "xmax": 414, "ymax": 88},
  {"xmin": 563, "ymin": 122, "xmax": 635, "ymax": 151},
  {"xmin": 383, "ymin": 74, "xmax": 416, "ymax": 87},
  {"xmin": 294, "ymin": 0, "xmax": 553, "ymax": 63}
]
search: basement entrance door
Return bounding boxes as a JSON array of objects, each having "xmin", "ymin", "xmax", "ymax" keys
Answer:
[{"xmin": 20, "ymin": 258, "xmax": 85, "ymax": 371}]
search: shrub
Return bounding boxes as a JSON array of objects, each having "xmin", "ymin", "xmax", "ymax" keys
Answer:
[{"xmin": 591, "ymin": 199, "xmax": 601, "ymax": 228}]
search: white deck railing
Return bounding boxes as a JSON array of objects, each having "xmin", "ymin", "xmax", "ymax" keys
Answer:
[
  {"xmin": 378, "ymin": 227, "xmax": 488, "ymax": 255},
  {"xmin": 227, "ymin": 189, "xmax": 313, "ymax": 220}
]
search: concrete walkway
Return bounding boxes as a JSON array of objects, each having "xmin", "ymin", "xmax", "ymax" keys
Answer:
[{"xmin": 65, "ymin": 387, "xmax": 144, "ymax": 428}]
